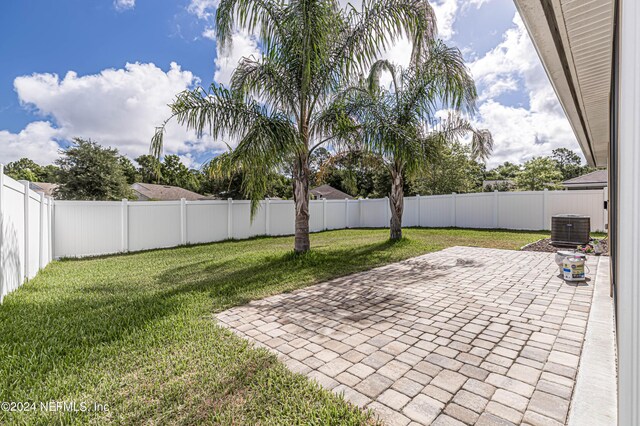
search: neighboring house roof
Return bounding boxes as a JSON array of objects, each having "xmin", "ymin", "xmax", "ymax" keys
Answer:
[
  {"xmin": 310, "ymin": 184, "xmax": 354, "ymax": 200},
  {"xmin": 131, "ymin": 183, "xmax": 205, "ymax": 201},
  {"xmin": 562, "ymin": 170, "xmax": 608, "ymax": 189},
  {"xmin": 29, "ymin": 182, "xmax": 58, "ymax": 197}
]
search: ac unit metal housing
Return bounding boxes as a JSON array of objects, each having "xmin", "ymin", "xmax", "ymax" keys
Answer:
[{"xmin": 551, "ymin": 214, "xmax": 591, "ymax": 246}]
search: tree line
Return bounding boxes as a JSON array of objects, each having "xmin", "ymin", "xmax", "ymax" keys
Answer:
[{"xmin": 3, "ymin": 141, "xmax": 593, "ymax": 202}]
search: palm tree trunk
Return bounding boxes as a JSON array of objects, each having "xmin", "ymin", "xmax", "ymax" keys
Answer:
[
  {"xmin": 389, "ymin": 168, "xmax": 404, "ymax": 240},
  {"xmin": 293, "ymin": 157, "xmax": 311, "ymax": 253}
]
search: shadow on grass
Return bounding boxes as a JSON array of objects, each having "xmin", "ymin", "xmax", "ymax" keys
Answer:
[
  {"xmin": 0, "ymin": 237, "xmax": 409, "ymax": 398},
  {"xmin": 156, "ymin": 238, "xmax": 410, "ymax": 309}
]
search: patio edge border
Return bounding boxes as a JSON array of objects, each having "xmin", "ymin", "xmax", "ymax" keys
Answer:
[{"xmin": 568, "ymin": 256, "xmax": 617, "ymax": 425}]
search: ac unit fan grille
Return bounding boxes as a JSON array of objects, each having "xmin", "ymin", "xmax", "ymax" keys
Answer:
[{"xmin": 551, "ymin": 215, "xmax": 590, "ymax": 246}]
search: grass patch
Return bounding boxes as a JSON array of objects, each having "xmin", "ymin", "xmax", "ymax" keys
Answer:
[{"xmin": 0, "ymin": 228, "xmax": 547, "ymax": 425}]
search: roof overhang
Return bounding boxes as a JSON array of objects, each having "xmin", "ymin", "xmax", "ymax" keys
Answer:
[{"xmin": 513, "ymin": 0, "xmax": 614, "ymax": 168}]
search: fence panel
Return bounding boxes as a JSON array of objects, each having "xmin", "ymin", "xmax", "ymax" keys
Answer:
[
  {"xmin": 129, "ymin": 202, "xmax": 181, "ymax": 252},
  {"xmin": 326, "ymin": 200, "xmax": 347, "ymax": 230},
  {"xmin": 547, "ymin": 190, "xmax": 605, "ymax": 231},
  {"xmin": 360, "ymin": 198, "xmax": 388, "ymax": 228},
  {"xmin": 186, "ymin": 201, "xmax": 228, "ymax": 244},
  {"xmin": 53, "ymin": 201, "xmax": 121, "ymax": 257},
  {"xmin": 402, "ymin": 197, "xmax": 418, "ymax": 227},
  {"xmin": 347, "ymin": 200, "xmax": 360, "ymax": 227},
  {"xmin": 420, "ymin": 195, "xmax": 453, "ymax": 227},
  {"xmin": 267, "ymin": 201, "xmax": 294, "ymax": 236},
  {"xmin": 456, "ymin": 193, "xmax": 494, "ymax": 229},
  {"xmin": 27, "ymin": 194, "xmax": 41, "ymax": 279},
  {"xmin": 48, "ymin": 190, "xmax": 609, "ymax": 259},
  {"xmin": 1, "ymin": 178, "xmax": 26, "ymax": 299},
  {"xmin": 309, "ymin": 200, "xmax": 324, "ymax": 233},
  {"xmin": 498, "ymin": 192, "xmax": 544, "ymax": 230},
  {"xmin": 0, "ymin": 166, "xmax": 608, "ymax": 269},
  {"xmin": 0, "ymin": 170, "xmax": 53, "ymax": 302}
]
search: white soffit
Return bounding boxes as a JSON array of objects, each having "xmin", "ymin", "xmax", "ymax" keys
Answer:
[{"xmin": 514, "ymin": 0, "xmax": 614, "ymax": 167}]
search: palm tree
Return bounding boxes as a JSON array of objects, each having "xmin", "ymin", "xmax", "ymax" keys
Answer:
[
  {"xmin": 151, "ymin": 0, "xmax": 438, "ymax": 253},
  {"xmin": 324, "ymin": 41, "xmax": 493, "ymax": 240}
]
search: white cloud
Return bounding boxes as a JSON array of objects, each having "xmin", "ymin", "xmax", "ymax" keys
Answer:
[
  {"xmin": 474, "ymin": 100, "xmax": 578, "ymax": 167},
  {"xmin": 214, "ymin": 31, "xmax": 260, "ymax": 86},
  {"xmin": 2, "ymin": 62, "xmax": 228, "ymax": 165},
  {"xmin": 202, "ymin": 27, "xmax": 216, "ymax": 40},
  {"xmin": 188, "ymin": 0, "xmax": 218, "ymax": 20},
  {"xmin": 0, "ymin": 122, "xmax": 61, "ymax": 165},
  {"xmin": 469, "ymin": 13, "xmax": 580, "ymax": 166},
  {"xmin": 431, "ymin": 0, "xmax": 459, "ymax": 40},
  {"xmin": 114, "ymin": 0, "xmax": 135, "ymax": 12},
  {"xmin": 469, "ymin": 14, "xmax": 539, "ymax": 100},
  {"xmin": 431, "ymin": 0, "xmax": 493, "ymax": 40}
]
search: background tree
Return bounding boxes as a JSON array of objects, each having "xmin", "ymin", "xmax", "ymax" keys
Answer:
[
  {"xmin": 327, "ymin": 42, "xmax": 492, "ymax": 240},
  {"xmin": 119, "ymin": 156, "xmax": 140, "ymax": 184},
  {"xmin": 202, "ymin": 169, "xmax": 292, "ymax": 199},
  {"xmin": 551, "ymin": 147, "xmax": 593, "ymax": 180},
  {"xmin": 54, "ymin": 138, "xmax": 134, "ymax": 200},
  {"xmin": 485, "ymin": 161, "xmax": 521, "ymax": 180},
  {"xmin": 135, "ymin": 155, "xmax": 163, "ymax": 183},
  {"xmin": 314, "ymin": 150, "xmax": 390, "ymax": 198},
  {"xmin": 159, "ymin": 155, "xmax": 201, "ymax": 192},
  {"xmin": 4, "ymin": 158, "xmax": 60, "ymax": 182},
  {"xmin": 41, "ymin": 165, "xmax": 60, "ymax": 182},
  {"xmin": 515, "ymin": 157, "xmax": 563, "ymax": 191},
  {"xmin": 309, "ymin": 147, "xmax": 331, "ymax": 187},
  {"xmin": 152, "ymin": 0, "xmax": 438, "ymax": 253},
  {"xmin": 410, "ymin": 142, "xmax": 484, "ymax": 195}
]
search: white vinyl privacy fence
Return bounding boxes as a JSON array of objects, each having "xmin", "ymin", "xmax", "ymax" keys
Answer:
[
  {"xmin": 53, "ymin": 188, "xmax": 607, "ymax": 259},
  {"xmin": 0, "ymin": 163, "xmax": 606, "ymax": 300},
  {"xmin": 0, "ymin": 167, "xmax": 53, "ymax": 302}
]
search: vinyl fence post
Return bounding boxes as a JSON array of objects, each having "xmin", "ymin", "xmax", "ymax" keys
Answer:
[
  {"xmin": 121, "ymin": 199, "xmax": 128, "ymax": 252},
  {"xmin": 0, "ymin": 164, "xmax": 4, "ymax": 302},
  {"xmin": 227, "ymin": 198, "xmax": 233, "ymax": 239},
  {"xmin": 39, "ymin": 192, "xmax": 45, "ymax": 270},
  {"xmin": 451, "ymin": 192, "xmax": 457, "ymax": 227},
  {"xmin": 265, "ymin": 198, "xmax": 271, "ymax": 235},
  {"xmin": 493, "ymin": 190, "xmax": 499, "ymax": 229},
  {"xmin": 359, "ymin": 198, "xmax": 363, "ymax": 228},
  {"xmin": 416, "ymin": 195, "xmax": 421, "ymax": 227},
  {"xmin": 23, "ymin": 181, "xmax": 30, "ymax": 280},
  {"xmin": 384, "ymin": 196, "xmax": 389, "ymax": 228},
  {"xmin": 542, "ymin": 189, "xmax": 549, "ymax": 230},
  {"xmin": 48, "ymin": 197, "xmax": 53, "ymax": 262},
  {"xmin": 323, "ymin": 198, "xmax": 327, "ymax": 230},
  {"xmin": 344, "ymin": 198, "xmax": 349, "ymax": 229},
  {"xmin": 180, "ymin": 198, "xmax": 187, "ymax": 245}
]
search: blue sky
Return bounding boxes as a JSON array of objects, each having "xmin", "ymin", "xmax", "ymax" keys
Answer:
[{"xmin": 0, "ymin": 0, "xmax": 581, "ymax": 168}]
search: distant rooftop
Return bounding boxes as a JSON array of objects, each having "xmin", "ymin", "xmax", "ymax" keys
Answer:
[
  {"xmin": 310, "ymin": 184, "xmax": 354, "ymax": 200},
  {"xmin": 131, "ymin": 183, "xmax": 205, "ymax": 201},
  {"xmin": 29, "ymin": 182, "xmax": 58, "ymax": 197},
  {"xmin": 562, "ymin": 170, "xmax": 608, "ymax": 189}
]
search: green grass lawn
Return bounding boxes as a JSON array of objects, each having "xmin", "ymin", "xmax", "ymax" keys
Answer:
[{"xmin": 0, "ymin": 228, "xmax": 548, "ymax": 425}]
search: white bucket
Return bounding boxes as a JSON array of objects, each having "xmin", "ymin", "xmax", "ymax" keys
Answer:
[
  {"xmin": 563, "ymin": 256, "xmax": 586, "ymax": 281},
  {"xmin": 555, "ymin": 251, "xmax": 586, "ymax": 274}
]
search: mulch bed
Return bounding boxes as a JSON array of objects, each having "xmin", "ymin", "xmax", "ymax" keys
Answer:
[{"xmin": 521, "ymin": 237, "xmax": 609, "ymax": 256}]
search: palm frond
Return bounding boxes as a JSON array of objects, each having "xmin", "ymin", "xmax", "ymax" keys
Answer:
[
  {"xmin": 151, "ymin": 85, "xmax": 300, "ymax": 217},
  {"xmin": 230, "ymin": 56, "xmax": 299, "ymax": 116},
  {"xmin": 402, "ymin": 41, "xmax": 477, "ymax": 121},
  {"xmin": 430, "ymin": 112, "xmax": 493, "ymax": 161},
  {"xmin": 216, "ymin": 0, "xmax": 285, "ymax": 53}
]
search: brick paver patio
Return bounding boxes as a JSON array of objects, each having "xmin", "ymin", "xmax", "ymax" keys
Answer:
[{"xmin": 216, "ymin": 247, "xmax": 603, "ymax": 425}]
